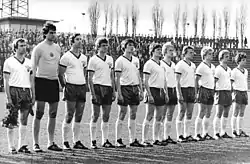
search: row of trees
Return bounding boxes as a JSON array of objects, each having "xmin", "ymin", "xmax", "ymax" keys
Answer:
[{"xmin": 88, "ymin": 0, "xmax": 247, "ymax": 47}]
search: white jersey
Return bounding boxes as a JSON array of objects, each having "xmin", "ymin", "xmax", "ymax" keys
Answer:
[
  {"xmin": 231, "ymin": 67, "xmax": 248, "ymax": 91},
  {"xmin": 3, "ymin": 56, "xmax": 32, "ymax": 88},
  {"xmin": 175, "ymin": 60, "xmax": 196, "ymax": 88},
  {"xmin": 31, "ymin": 41, "xmax": 61, "ymax": 80},
  {"xmin": 87, "ymin": 54, "xmax": 113, "ymax": 86},
  {"xmin": 160, "ymin": 60, "xmax": 176, "ymax": 88},
  {"xmin": 59, "ymin": 51, "xmax": 88, "ymax": 85},
  {"xmin": 143, "ymin": 59, "xmax": 165, "ymax": 88},
  {"xmin": 115, "ymin": 55, "xmax": 140, "ymax": 85},
  {"xmin": 214, "ymin": 65, "xmax": 231, "ymax": 91},
  {"xmin": 195, "ymin": 62, "xmax": 215, "ymax": 89}
]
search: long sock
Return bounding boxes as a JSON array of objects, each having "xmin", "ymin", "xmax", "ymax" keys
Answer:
[
  {"xmin": 164, "ymin": 120, "xmax": 172, "ymax": 140},
  {"xmin": 18, "ymin": 125, "xmax": 27, "ymax": 149},
  {"xmin": 221, "ymin": 117, "xmax": 228, "ymax": 135},
  {"xmin": 237, "ymin": 116, "xmax": 244, "ymax": 133},
  {"xmin": 142, "ymin": 120, "xmax": 149, "ymax": 143},
  {"xmin": 115, "ymin": 119, "xmax": 123, "ymax": 141},
  {"xmin": 195, "ymin": 117, "xmax": 202, "ymax": 136},
  {"xmin": 202, "ymin": 117, "xmax": 209, "ymax": 136},
  {"xmin": 153, "ymin": 120, "xmax": 161, "ymax": 141},
  {"xmin": 231, "ymin": 116, "xmax": 237, "ymax": 134},
  {"xmin": 213, "ymin": 117, "xmax": 219, "ymax": 136},
  {"xmin": 90, "ymin": 122, "xmax": 97, "ymax": 142},
  {"xmin": 101, "ymin": 121, "xmax": 109, "ymax": 145},
  {"xmin": 176, "ymin": 120, "xmax": 183, "ymax": 138},
  {"xmin": 72, "ymin": 122, "xmax": 81, "ymax": 143},
  {"xmin": 128, "ymin": 119, "xmax": 136, "ymax": 143},
  {"xmin": 184, "ymin": 119, "xmax": 191, "ymax": 138},
  {"xmin": 7, "ymin": 128, "xmax": 15, "ymax": 150},
  {"xmin": 62, "ymin": 120, "xmax": 71, "ymax": 143}
]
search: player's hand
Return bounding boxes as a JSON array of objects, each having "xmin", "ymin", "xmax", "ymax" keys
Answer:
[
  {"xmin": 118, "ymin": 93, "xmax": 124, "ymax": 103},
  {"xmin": 165, "ymin": 94, "xmax": 169, "ymax": 103},
  {"xmin": 31, "ymin": 97, "xmax": 36, "ymax": 106},
  {"xmin": 177, "ymin": 95, "xmax": 184, "ymax": 104},
  {"xmin": 139, "ymin": 91, "xmax": 144, "ymax": 101},
  {"xmin": 91, "ymin": 94, "xmax": 97, "ymax": 103},
  {"xmin": 6, "ymin": 98, "xmax": 13, "ymax": 107},
  {"xmin": 112, "ymin": 92, "xmax": 116, "ymax": 102},
  {"xmin": 148, "ymin": 94, "xmax": 154, "ymax": 104},
  {"xmin": 195, "ymin": 93, "xmax": 199, "ymax": 103}
]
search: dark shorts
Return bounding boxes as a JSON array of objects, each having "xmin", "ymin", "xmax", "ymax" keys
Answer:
[
  {"xmin": 35, "ymin": 77, "xmax": 59, "ymax": 103},
  {"xmin": 93, "ymin": 84, "xmax": 113, "ymax": 105},
  {"xmin": 144, "ymin": 87, "xmax": 166, "ymax": 106},
  {"xmin": 180, "ymin": 87, "xmax": 195, "ymax": 103},
  {"xmin": 63, "ymin": 83, "xmax": 87, "ymax": 102},
  {"xmin": 9, "ymin": 86, "xmax": 32, "ymax": 111},
  {"xmin": 214, "ymin": 90, "xmax": 232, "ymax": 106},
  {"xmin": 232, "ymin": 90, "xmax": 248, "ymax": 105},
  {"xmin": 167, "ymin": 87, "xmax": 178, "ymax": 105},
  {"xmin": 118, "ymin": 85, "xmax": 140, "ymax": 106},
  {"xmin": 197, "ymin": 86, "xmax": 215, "ymax": 105}
]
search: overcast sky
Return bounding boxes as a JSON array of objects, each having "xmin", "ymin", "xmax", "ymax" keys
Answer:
[{"xmin": 29, "ymin": 0, "xmax": 249, "ymax": 39}]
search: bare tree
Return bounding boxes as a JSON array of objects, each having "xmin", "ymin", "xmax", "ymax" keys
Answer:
[
  {"xmin": 201, "ymin": 7, "xmax": 207, "ymax": 37},
  {"xmin": 131, "ymin": 0, "xmax": 140, "ymax": 37},
  {"xmin": 152, "ymin": 0, "xmax": 164, "ymax": 38},
  {"xmin": 212, "ymin": 10, "xmax": 217, "ymax": 38},
  {"xmin": 173, "ymin": 3, "xmax": 180, "ymax": 37},
  {"xmin": 88, "ymin": 0, "xmax": 100, "ymax": 38},
  {"xmin": 115, "ymin": 5, "xmax": 120, "ymax": 35},
  {"xmin": 223, "ymin": 7, "xmax": 230, "ymax": 38},
  {"xmin": 103, "ymin": 3, "xmax": 109, "ymax": 36},
  {"xmin": 182, "ymin": 5, "xmax": 188, "ymax": 36},
  {"xmin": 218, "ymin": 15, "xmax": 222, "ymax": 37},
  {"xmin": 239, "ymin": 4, "xmax": 247, "ymax": 47},
  {"xmin": 235, "ymin": 9, "xmax": 239, "ymax": 38},
  {"xmin": 108, "ymin": 4, "xmax": 114, "ymax": 36},
  {"xmin": 193, "ymin": 5, "xmax": 199, "ymax": 37},
  {"xmin": 123, "ymin": 5, "xmax": 129, "ymax": 36}
]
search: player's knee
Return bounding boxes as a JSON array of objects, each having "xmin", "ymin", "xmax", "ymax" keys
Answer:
[
  {"xmin": 102, "ymin": 113, "xmax": 110, "ymax": 122},
  {"xmin": 49, "ymin": 111, "xmax": 57, "ymax": 118},
  {"xmin": 186, "ymin": 114, "xmax": 193, "ymax": 120},
  {"xmin": 35, "ymin": 111, "xmax": 44, "ymax": 120},
  {"xmin": 155, "ymin": 115, "xmax": 162, "ymax": 122},
  {"xmin": 166, "ymin": 115, "xmax": 173, "ymax": 122},
  {"xmin": 19, "ymin": 118, "xmax": 28, "ymax": 126},
  {"xmin": 146, "ymin": 114, "xmax": 153, "ymax": 122},
  {"xmin": 65, "ymin": 113, "xmax": 74, "ymax": 124},
  {"xmin": 119, "ymin": 112, "xmax": 126, "ymax": 121},
  {"xmin": 205, "ymin": 112, "xmax": 211, "ymax": 118},
  {"xmin": 74, "ymin": 114, "xmax": 83, "ymax": 122},
  {"xmin": 91, "ymin": 111, "xmax": 100, "ymax": 122},
  {"xmin": 130, "ymin": 112, "xmax": 136, "ymax": 120}
]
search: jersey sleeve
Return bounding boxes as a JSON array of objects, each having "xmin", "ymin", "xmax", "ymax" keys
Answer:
[
  {"xmin": 143, "ymin": 61, "xmax": 151, "ymax": 74},
  {"xmin": 59, "ymin": 54, "xmax": 69, "ymax": 68},
  {"xmin": 174, "ymin": 61, "xmax": 183, "ymax": 75},
  {"xmin": 195, "ymin": 64, "xmax": 203, "ymax": 76},
  {"xmin": 87, "ymin": 56, "xmax": 96, "ymax": 72},
  {"xmin": 31, "ymin": 45, "xmax": 41, "ymax": 69},
  {"xmin": 214, "ymin": 66, "xmax": 220, "ymax": 79},
  {"xmin": 83, "ymin": 55, "xmax": 88, "ymax": 68},
  {"xmin": 230, "ymin": 69, "xmax": 236, "ymax": 81},
  {"xmin": 3, "ymin": 59, "xmax": 11, "ymax": 74},
  {"xmin": 115, "ymin": 58, "xmax": 122, "ymax": 72}
]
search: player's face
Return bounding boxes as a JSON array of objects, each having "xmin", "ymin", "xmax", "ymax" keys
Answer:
[
  {"xmin": 186, "ymin": 49, "xmax": 195, "ymax": 60},
  {"xmin": 73, "ymin": 35, "xmax": 83, "ymax": 49},
  {"xmin": 165, "ymin": 47, "xmax": 175, "ymax": 58},
  {"xmin": 239, "ymin": 57, "xmax": 247, "ymax": 66},
  {"xmin": 99, "ymin": 43, "xmax": 108, "ymax": 53},
  {"xmin": 222, "ymin": 53, "xmax": 230, "ymax": 63},
  {"xmin": 153, "ymin": 47, "xmax": 162, "ymax": 58},
  {"xmin": 46, "ymin": 30, "xmax": 56, "ymax": 42},
  {"xmin": 205, "ymin": 50, "xmax": 213, "ymax": 61},
  {"xmin": 17, "ymin": 42, "xmax": 27, "ymax": 55},
  {"xmin": 125, "ymin": 43, "xmax": 135, "ymax": 53}
]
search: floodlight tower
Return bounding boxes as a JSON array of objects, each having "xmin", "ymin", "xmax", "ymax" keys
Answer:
[{"xmin": 1, "ymin": 0, "xmax": 29, "ymax": 18}]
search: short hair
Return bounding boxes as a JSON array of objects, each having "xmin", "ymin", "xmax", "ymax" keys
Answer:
[
  {"xmin": 42, "ymin": 22, "xmax": 56, "ymax": 36},
  {"xmin": 218, "ymin": 50, "xmax": 230, "ymax": 61},
  {"xmin": 12, "ymin": 38, "xmax": 26, "ymax": 52},
  {"xmin": 69, "ymin": 33, "xmax": 81, "ymax": 45},
  {"xmin": 162, "ymin": 42, "xmax": 174, "ymax": 54},
  {"xmin": 182, "ymin": 45, "xmax": 194, "ymax": 56},
  {"xmin": 200, "ymin": 46, "xmax": 214, "ymax": 60},
  {"xmin": 95, "ymin": 37, "xmax": 108, "ymax": 50},
  {"xmin": 235, "ymin": 52, "xmax": 247, "ymax": 64},
  {"xmin": 121, "ymin": 39, "xmax": 136, "ymax": 51},
  {"xmin": 149, "ymin": 43, "xmax": 162, "ymax": 56}
]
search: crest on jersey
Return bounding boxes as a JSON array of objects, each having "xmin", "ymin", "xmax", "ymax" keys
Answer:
[
  {"xmin": 133, "ymin": 62, "xmax": 139, "ymax": 68},
  {"xmin": 81, "ymin": 61, "xmax": 86, "ymax": 67},
  {"xmin": 50, "ymin": 52, "xmax": 54, "ymax": 57},
  {"xmin": 25, "ymin": 65, "xmax": 31, "ymax": 73},
  {"xmin": 107, "ymin": 62, "xmax": 112, "ymax": 69}
]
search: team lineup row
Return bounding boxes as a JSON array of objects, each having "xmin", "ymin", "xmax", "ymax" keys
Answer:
[{"xmin": 2, "ymin": 23, "xmax": 248, "ymax": 154}]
